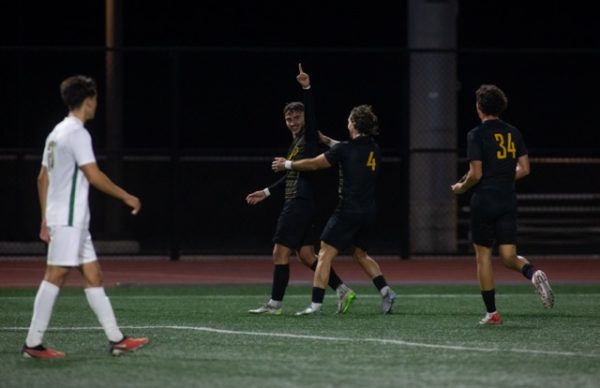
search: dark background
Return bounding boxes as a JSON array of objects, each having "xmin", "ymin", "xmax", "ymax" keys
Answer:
[
  {"xmin": 1, "ymin": 1, "xmax": 599, "ymax": 256},
  {"xmin": 1, "ymin": 1, "xmax": 599, "ymax": 151}
]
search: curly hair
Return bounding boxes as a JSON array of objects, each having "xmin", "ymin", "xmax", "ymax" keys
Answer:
[
  {"xmin": 60, "ymin": 75, "xmax": 97, "ymax": 110},
  {"xmin": 476, "ymin": 84, "xmax": 508, "ymax": 116},
  {"xmin": 350, "ymin": 104, "xmax": 379, "ymax": 136}
]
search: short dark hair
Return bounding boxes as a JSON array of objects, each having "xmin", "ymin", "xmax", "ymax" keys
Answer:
[
  {"xmin": 476, "ymin": 84, "xmax": 508, "ymax": 116},
  {"xmin": 283, "ymin": 101, "xmax": 304, "ymax": 116},
  {"xmin": 60, "ymin": 75, "xmax": 97, "ymax": 110},
  {"xmin": 350, "ymin": 104, "xmax": 379, "ymax": 136}
]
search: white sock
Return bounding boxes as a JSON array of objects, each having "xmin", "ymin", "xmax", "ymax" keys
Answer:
[
  {"xmin": 25, "ymin": 280, "xmax": 60, "ymax": 347},
  {"xmin": 336, "ymin": 284, "xmax": 349, "ymax": 293},
  {"xmin": 380, "ymin": 285, "xmax": 390, "ymax": 297},
  {"xmin": 310, "ymin": 302, "xmax": 322, "ymax": 310},
  {"xmin": 84, "ymin": 287, "xmax": 123, "ymax": 342}
]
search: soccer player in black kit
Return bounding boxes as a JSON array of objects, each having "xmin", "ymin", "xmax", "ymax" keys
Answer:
[
  {"xmin": 451, "ymin": 84, "xmax": 554, "ymax": 325},
  {"xmin": 246, "ymin": 64, "xmax": 356, "ymax": 315},
  {"xmin": 273, "ymin": 100, "xmax": 397, "ymax": 316}
]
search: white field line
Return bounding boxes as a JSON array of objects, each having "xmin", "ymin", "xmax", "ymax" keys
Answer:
[
  {"xmin": 2, "ymin": 293, "xmax": 600, "ymax": 300},
  {"xmin": 0, "ymin": 324, "xmax": 598, "ymax": 359}
]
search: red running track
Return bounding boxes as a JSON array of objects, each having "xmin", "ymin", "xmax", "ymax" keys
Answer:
[{"xmin": 0, "ymin": 255, "xmax": 598, "ymax": 288}]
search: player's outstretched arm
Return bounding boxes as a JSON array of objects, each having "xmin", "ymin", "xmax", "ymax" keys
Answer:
[
  {"xmin": 272, "ymin": 154, "xmax": 331, "ymax": 172},
  {"xmin": 318, "ymin": 131, "xmax": 340, "ymax": 148}
]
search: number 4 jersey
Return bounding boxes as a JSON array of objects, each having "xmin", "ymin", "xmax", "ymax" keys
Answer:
[{"xmin": 324, "ymin": 136, "xmax": 381, "ymax": 213}]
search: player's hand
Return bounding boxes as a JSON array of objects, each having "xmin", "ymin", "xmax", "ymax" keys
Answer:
[
  {"xmin": 124, "ymin": 194, "xmax": 141, "ymax": 215},
  {"xmin": 451, "ymin": 182, "xmax": 466, "ymax": 194},
  {"xmin": 451, "ymin": 172, "xmax": 469, "ymax": 194},
  {"xmin": 318, "ymin": 130, "xmax": 334, "ymax": 146},
  {"xmin": 318, "ymin": 130, "xmax": 328, "ymax": 144},
  {"xmin": 246, "ymin": 191, "xmax": 267, "ymax": 205},
  {"xmin": 272, "ymin": 157, "xmax": 286, "ymax": 172},
  {"xmin": 39, "ymin": 219, "xmax": 50, "ymax": 243},
  {"xmin": 296, "ymin": 63, "xmax": 310, "ymax": 88}
]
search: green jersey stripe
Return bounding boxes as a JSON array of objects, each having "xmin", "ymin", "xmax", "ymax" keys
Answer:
[{"xmin": 68, "ymin": 163, "xmax": 78, "ymax": 226}]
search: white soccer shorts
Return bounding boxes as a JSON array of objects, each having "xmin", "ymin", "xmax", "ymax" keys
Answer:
[{"xmin": 47, "ymin": 226, "xmax": 97, "ymax": 266}]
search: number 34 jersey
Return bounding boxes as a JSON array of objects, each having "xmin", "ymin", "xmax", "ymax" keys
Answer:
[{"xmin": 467, "ymin": 119, "xmax": 528, "ymax": 193}]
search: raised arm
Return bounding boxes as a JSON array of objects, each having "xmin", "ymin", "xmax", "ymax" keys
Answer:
[{"xmin": 297, "ymin": 63, "xmax": 318, "ymax": 154}]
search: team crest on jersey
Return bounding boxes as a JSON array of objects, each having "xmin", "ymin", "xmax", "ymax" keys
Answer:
[
  {"xmin": 47, "ymin": 141, "xmax": 57, "ymax": 169},
  {"xmin": 287, "ymin": 145, "xmax": 302, "ymax": 160}
]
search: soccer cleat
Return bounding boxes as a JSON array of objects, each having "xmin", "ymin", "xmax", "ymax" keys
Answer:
[
  {"xmin": 479, "ymin": 311, "xmax": 503, "ymax": 325},
  {"xmin": 109, "ymin": 336, "xmax": 149, "ymax": 356},
  {"xmin": 336, "ymin": 288, "xmax": 357, "ymax": 314},
  {"xmin": 22, "ymin": 344, "xmax": 66, "ymax": 359},
  {"xmin": 248, "ymin": 303, "xmax": 283, "ymax": 315},
  {"xmin": 382, "ymin": 289, "xmax": 397, "ymax": 314},
  {"xmin": 295, "ymin": 305, "xmax": 321, "ymax": 316},
  {"xmin": 532, "ymin": 270, "xmax": 555, "ymax": 308}
]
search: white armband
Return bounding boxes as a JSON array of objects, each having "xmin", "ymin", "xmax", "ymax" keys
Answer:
[
  {"xmin": 262, "ymin": 188, "xmax": 271, "ymax": 197},
  {"xmin": 284, "ymin": 160, "xmax": 293, "ymax": 170}
]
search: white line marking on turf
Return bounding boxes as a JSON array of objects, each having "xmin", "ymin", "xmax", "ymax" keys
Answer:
[
  {"xmin": 3, "ymin": 293, "xmax": 600, "ymax": 300},
  {"xmin": 1, "ymin": 325, "xmax": 598, "ymax": 359}
]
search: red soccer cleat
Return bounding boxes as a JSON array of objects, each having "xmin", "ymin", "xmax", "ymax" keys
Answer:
[
  {"xmin": 478, "ymin": 311, "xmax": 503, "ymax": 325},
  {"xmin": 22, "ymin": 344, "xmax": 66, "ymax": 359},
  {"xmin": 109, "ymin": 336, "xmax": 150, "ymax": 356}
]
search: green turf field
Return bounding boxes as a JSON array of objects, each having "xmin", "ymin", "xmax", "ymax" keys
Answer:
[{"xmin": 1, "ymin": 284, "xmax": 599, "ymax": 388}]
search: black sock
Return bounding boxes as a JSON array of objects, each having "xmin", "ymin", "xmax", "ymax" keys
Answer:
[
  {"xmin": 309, "ymin": 260, "xmax": 343, "ymax": 291},
  {"xmin": 521, "ymin": 264, "xmax": 535, "ymax": 280},
  {"xmin": 327, "ymin": 268, "xmax": 343, "ymax": 290},
  {"xmin": 372, "ymin": 275, "xmax": 388, "ymax": 292},
  {"xmin": 271, "ymin": 264, "xmax": 289, "ymax": 301},
  {"xmin": 481, "ymin": 289, "xmax": 496, "ymax": 313},
  {"xmin": 312, "ymin": 287, "xmax": 326, "ymax": 304}
]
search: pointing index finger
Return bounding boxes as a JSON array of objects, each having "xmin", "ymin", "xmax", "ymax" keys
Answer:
[{"xmin": 298, "ymin": 63, "xmax": 303, "ymax": 73}]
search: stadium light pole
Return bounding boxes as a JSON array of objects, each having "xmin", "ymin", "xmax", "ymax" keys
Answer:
[{"xmin": 105, "ymin": 0, "xmax": 125, "ymax": 238}]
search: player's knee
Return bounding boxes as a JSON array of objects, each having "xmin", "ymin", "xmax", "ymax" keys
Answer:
[
  {"xmin": 351, "ymin": 248, "xmax": 368, "ymax": 262},
  {"xmin": 272, "ymin": 245, "xmax": 292, "ymax": 264},
  {"xmin": 44, "ymin": 267, "xmax": 69, "ymax": 287}
]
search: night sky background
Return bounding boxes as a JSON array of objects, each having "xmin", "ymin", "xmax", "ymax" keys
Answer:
[{"xmin": 2, "ymin": 1, "xmax": 599, "ymax": 154}]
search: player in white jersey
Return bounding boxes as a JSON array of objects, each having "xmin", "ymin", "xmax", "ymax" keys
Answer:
[{"xmin": 22, "ymin": 75, "xmax": 149, "ymax": 359}]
